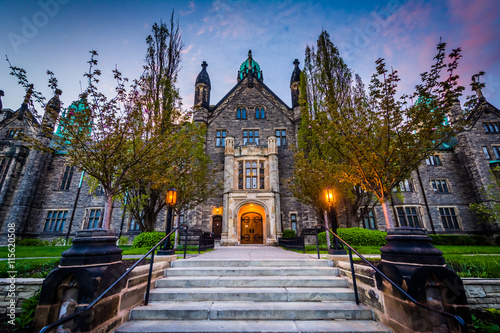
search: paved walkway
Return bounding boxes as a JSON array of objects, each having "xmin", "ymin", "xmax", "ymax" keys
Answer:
[{"xmin": 192, "ymin": 245, "xmax": 321, "ymax": 260}]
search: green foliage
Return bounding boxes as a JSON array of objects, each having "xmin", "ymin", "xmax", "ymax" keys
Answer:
[
  {"xmin": 132, "ymin": 231, "xmax": 166, "ymax": 248},
  {"xmin": 317, "ymin": 228, "xmax": 387, "ymax": 247},
  {"xmin": 282, "ymin": 230, "xmax": 296, "ymax": 238},
  {"xmin": 117, "ymin": 236, "xmax": 129, "ymax": 246},
  {"xmin": 472, "ymin": 310, "xmax": 500, "ymax": 333},
  {"xmin": 445, "ymin": 255, "xmax": 500, "ymax": 278},
  {"xmin": 49, "ymin": 237, "xmax": 71, "ymax": 246},
  {"xmin": 14, "ymin": 290, "xmax": 40, "ymax": 331},
  {"xmin": 0, "ymin": 259, "xmax": 59, "ymax": 278},
  {"xmin": 16, "ymin": 238, "xmax": 47, "ymax": 246},
  {"xmin": 429, "ymin": 234, "xmax": 489, "ymax": 246}
]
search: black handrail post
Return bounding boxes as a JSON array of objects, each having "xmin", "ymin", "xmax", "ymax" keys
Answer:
[
  {"xmin": 315, "ymin": 227, "xmax": 320, "ymax": 259},
  {"xmin": 348, "ymin": 248, "xmax": 359, "ymax": 305},
  {"xmin": 144, "ymin": 247, "xmax": 156, "ymax": 306},
  {"xmin": 302, "ymin": 236, "xmax": 305, "ymax": 254},
  {"xmin": 183, "ymin": 226, "xmax": 188, "ymax": 259}
]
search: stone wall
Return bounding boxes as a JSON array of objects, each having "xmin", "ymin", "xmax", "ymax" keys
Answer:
[
  {"xmin": 462, "ymin": 278, "xmax": 500, "ymax": 309},
  {"xmin": 0, "ymin": 277, "xmax": 43, "ymax": 315}
]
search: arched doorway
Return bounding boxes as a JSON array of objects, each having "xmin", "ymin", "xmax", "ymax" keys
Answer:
[
  {"xmin": 212, "ymin": 216, "xmax": 222, "ymax": 239},
  {"xmin": 241, "ymin": 212, "xmax": 263, "ymax": 244}
]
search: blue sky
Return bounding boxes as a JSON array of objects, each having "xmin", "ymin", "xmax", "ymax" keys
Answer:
[{"xmin": 1, "ymin": 0, "xmax": 499, "ymax": 113}]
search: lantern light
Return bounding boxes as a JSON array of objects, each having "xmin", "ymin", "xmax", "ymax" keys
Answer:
[
  {"xmin": 324, "ymin": 188, "xmax": 335, "ymax": 206},
  {"xmin": 166, "ymin": 189, "xmax": 177, "ymax": 207}
]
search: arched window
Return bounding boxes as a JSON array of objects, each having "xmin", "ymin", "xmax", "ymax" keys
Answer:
[
  {"xmin": 237, "ymin": 108, "xmax": 241, "ymax": 119},
  {"xmin": 242, "ymin": 107, "xmax": 247, "ymax": 119},
  {"xmin": 260, "ymin": 107, "xmax": 265, "ymax": 119},
  {"xmin": 255, "ymin": 107, "xmax": 265, "ymax": 119}
]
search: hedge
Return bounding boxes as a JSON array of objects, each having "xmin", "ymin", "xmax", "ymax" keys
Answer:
[
  {"xmin": 317, "ymin": 228, "xmax": 387, "ymax": 247},
  {"xmin": 282, "ymin": 230, "xmax": 296, "ymax": 238},
  {"xmin": 132, "ymin": 231, "xmax": 166, "ymax": 248}
]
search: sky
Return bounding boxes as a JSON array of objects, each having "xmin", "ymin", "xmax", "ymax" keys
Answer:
[{"xmin": 1, "ymin": 0, "xmax": 499, "ymax": 115}]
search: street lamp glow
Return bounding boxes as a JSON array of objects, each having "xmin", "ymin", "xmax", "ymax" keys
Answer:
[
  {"xmin": 166, "ymin": 189, "xmax": 177, "ymax": 207},
  {"xmin": 324, "ymin": 188, "xmax": 335, "ymax": 206}
]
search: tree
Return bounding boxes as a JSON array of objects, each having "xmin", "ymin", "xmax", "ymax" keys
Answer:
[
  {"xmin": 298, "ymin": 31, "xmax": 465, "ymax": 229},
  {"xmin": 289, "ymin": 31, "xmax": 374, "ymax": 228}
]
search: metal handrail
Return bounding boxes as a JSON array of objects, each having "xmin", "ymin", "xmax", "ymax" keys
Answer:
[
  {"xmin": 39, "ymin": 224, "xmax": 189, "ymax": 333},
  {"xmin": 316, "ymin": 224, "xmax": 468, "ymax": 333}
]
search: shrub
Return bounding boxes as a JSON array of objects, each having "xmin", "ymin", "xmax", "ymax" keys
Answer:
[
  {"xmin": 117, "ymin": 236, "xmax": 129, "ymax": 246},
  {"xmin": 16, "ymin": 238, "xmax": 48, "ymax": 246},
  {"xmin": 282, "ymin": 230, "xmax": 296, "ymax": 238},
  {"xmin": 132, "ymin": 231, "xmax": 166, "ymax": 248},
  {"xmin": 429, "ymin": 234, "xmax": 489, "ymax": 246},
  {"xmin": 317, "ymin": 228, "xmax": 387, "ymax": 247},
  {"xmin": 49, "ymin": 237, "xmax": 71, "ymax": 246}
]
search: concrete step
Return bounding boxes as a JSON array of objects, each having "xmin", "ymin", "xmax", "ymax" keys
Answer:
[
  {"xmin": 172, "ymin": 259, "xmax": 332, "ymax": 267},
  {"xmin": 130, "ymin": 301, "xmax": 375, "ymax": 321},
  {"xmin": 165, "ymin": 266, "xmax": 339, "ymax": 277},
  {"xmin": 147, "ymin": 287, "xmax": 355, "ymax": 302},
  {"xmin": 156, "ymin": 275, "xmax": 348, "ymax": 288},
  {"xmin": 115, "ymin": 319, "xmax": 391, "ymax": 333}
]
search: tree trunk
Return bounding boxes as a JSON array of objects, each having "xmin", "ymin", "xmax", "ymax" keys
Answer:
[
  {"xmin": 381, "ymin": 197, "xmax": 395, "ymax": 230},
  {"xmin": 102, "ymin": 194, "xmax": 114, "ymax": 229},
  {"xmin": 173, "ymin": 214, "xmax": 180, "ymax": 249}
]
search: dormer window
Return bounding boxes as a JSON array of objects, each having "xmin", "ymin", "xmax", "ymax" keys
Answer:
[
  {"xmin": 255, "ymin": 107, "xmax": 265, "ymax": 119},
  {"xmin": 237, "ymin": 107, "xmax": 247, "ymax": 119},
  {"xmin": 7, "ymin": 129, "xmax": 23, "ymax": 139}
]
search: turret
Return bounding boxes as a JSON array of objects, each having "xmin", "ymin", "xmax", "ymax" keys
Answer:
[
  {"xmin": 40, "ymin": 89, "xmax": 62, "ymax": 139},
  {"xmin": 194, "ymin": 61, "xmax": 211, "ymax": 109},
  {"xmin": 290, "ymin": 59, "xmax": 301, "ymax": 108}
]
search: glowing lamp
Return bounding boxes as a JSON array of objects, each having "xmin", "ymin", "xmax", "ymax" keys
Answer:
[{"xmin": 166, "ymin": 189, "xmax": 177, "ymax": 207}]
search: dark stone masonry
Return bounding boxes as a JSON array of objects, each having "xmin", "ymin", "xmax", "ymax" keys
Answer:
[{"xmin": 0, "ymin": 51, "xmax": 499, "ymax": 245}]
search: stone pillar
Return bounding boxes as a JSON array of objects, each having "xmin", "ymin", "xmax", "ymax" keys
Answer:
[
  {"xmin": 376, "ymin": 227, "xmax": 470, "ymax": 332},
  {"xmin": 221, "ymin": 137, "xmax": 234, "ymax": 246},
  {"xmin": 268, "ymin": 136, "xmax": 281, "ymax": 241}
]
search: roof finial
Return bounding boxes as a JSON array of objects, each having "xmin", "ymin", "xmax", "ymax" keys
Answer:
[
  {"xmin": 293, "ymin": 59, "xmax": 299, "ymax": 68},
  {"xmin": 0, "ymin": 90, "xmax": 4, "ymax": 111},
  {"xmin": 201, "ymin": 61, "xmax": 208, "ymax": 69},
  {"xmin": 247, "ymin": 50, "xmax": 253, "ymax": 70},
  {"xmin": 472, "ymin": 73, "xmax": 485, "ymax": 100}
]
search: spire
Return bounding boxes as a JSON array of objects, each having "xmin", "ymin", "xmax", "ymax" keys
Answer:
[
  {"xmin": 290, "ymin": 59, "xmax": 301, "ymax": 85},
  {"xmin": 290, "ymin": 59, "xmax": 301, "ymax": 108},
  {"xmin": 247, "ymin": 50, "xmax": 253, "ymax": 70},
  {"xmin": 0, "ymin": 90, "xmax": 4, "ymax": 111},
  {"xmin": 194, "ymin": 61, "xmax": 211, "ymax": 109},
  {"xmin": 472, "ymin": 74, "xmax": 485, "ymax": 103},
  {"xmin": 40, "ymin": 88, "xmax": 62, "ymax": 138},
  {"xmin": 17, "ymin": 85, "xmax": 34, "ymax": 120},
  {"xmin": 195, "ymin": 61, "xmax": 211, "ymax": 87},
  {"xmin": 238, "ymin": 50, "xmax": 262, "ymax": 82}
]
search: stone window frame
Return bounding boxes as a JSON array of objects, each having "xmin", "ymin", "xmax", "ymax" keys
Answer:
[
  {"xmin": 242, "ymin": 128, "xmax": 259, "ymax": 145},
  {"xmin": 425, "ymin": 155, "xmax": 441, "ymax": 166},
  {"xmin": 215, "ymin": 129, "xmax": 227, "ymax": 147},
  {"xmin": 275, "ymin": 128, "xmax": 287, "ymax": 147},
  {"xmin": 254, "ymin": 105, "xmax": 266, "ymax": 119},
  {"xmin": 128, "ymin": 216, "xmax": 141, "ymax": 232},
  {"xmin": 43, "ymin": 209, "xmax": 68, "ymax": 232},
  {"xmin": 395, "ymin": 205, "xmax": 422, "ymax": 228},
  {"xmin": 483, "ymin": 146, "xmax": 491, "ymax": 160},
  {"xmin": 0, "ymin": 157, "xmax": 12, "ymax": 190},
  {"xmin": 438, "ymin": 206, "xmax": 462, "ymax": 230},
  {"xmin": 289, "ymin": 212, "xmax": 298, "ymax": 234},
  {"xmin": 59, "ymin": 165, "xmax": 75, "ymax": 191},
  {"xmin": 236, "ymin": 158, "xmax": 266, "ymax": 191},
  {"xmin": 483, "ymin": 122, "xmax": 500, "ymax": 133},
  {"xmin": 492, "ymin": 145, "xmax": 500, "ymax": 160},
  {"xmin": 361, "ymin": 208, "xmax": 377, "ymax": 230},
  {"xmin": 393, "ymin": 178, "xmax": 414, "ymax": 192},
  {"xmin": 83, "ymin": 208, "xmax": 103, "ymax": 229},
  {"xmin": 6, "ymin": 128, "xmax": 23, "ymax": 139},
  {"xmin": 236, "ymin": 106, "xmax": 248, "ymax": 119},
  {"xmin": 430, "ymin": 179, "xmax": 450, "ymax": 194}
]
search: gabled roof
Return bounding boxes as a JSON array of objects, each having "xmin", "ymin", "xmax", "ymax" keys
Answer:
[
  {"xmin": 0, "ymin": 106, "xmax": 40, "ymax": 133},
  {"xmin": 466, "ymin": 97, "xmax": 500, "ymax": 129},
  {"xmin": 208, "ymin": 74, "xmax": 293, "ymax": 124}
]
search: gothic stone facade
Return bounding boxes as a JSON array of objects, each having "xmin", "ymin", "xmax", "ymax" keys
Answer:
[{"xmin": 0, "ymin": 53, "xmax": 499, "ymax": 244}]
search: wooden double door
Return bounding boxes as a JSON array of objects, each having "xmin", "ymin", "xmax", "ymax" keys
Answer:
[{"xmin": 241, "ymin": 212, "xmax": 263, "ymax": 244}]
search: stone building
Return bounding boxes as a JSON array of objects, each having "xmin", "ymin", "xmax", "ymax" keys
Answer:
[{"xmin": 0, "ymin": 51, "xmax": 499, "ymax": 244}]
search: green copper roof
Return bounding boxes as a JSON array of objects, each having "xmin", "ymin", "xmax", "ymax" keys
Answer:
[{"xmin": 239, "ymin": 50, "xmax": 262, "ymax": 81}]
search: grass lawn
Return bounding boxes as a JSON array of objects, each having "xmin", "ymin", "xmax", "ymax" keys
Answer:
[{"xmin": 298, "ymin": 245, "xmax": 500, "ymax": 255}]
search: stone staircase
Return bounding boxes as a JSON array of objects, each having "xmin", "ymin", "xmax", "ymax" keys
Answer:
[{"xmin": 116, "ymin": 259, "xmax": 390, "ymax": 333}]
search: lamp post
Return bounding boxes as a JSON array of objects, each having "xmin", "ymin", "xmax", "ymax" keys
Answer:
[
  {"xmin": 157, "ymin": 189, "xmax": 177, "ymax": 255},
  {"xmin": 324, "ymin": 188, "xmax": 346, "ymax": 255}
]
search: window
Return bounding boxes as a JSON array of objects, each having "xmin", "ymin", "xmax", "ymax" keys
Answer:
[
  {"xmin": 362, "ymin": 209, "xmax": 377, "ymax": 230},
  {"xmin": 425, "ymin": 155, "xmax": 441, "ymax": 166},
  {"xmin": 396, "ymin": 206, "xmax": 421, "ymax": 228},
  {"xmin": 85, "ymin": 209, "xmax": 102, "ymax": 229},
  {"xmin": 493, "ymin": 146, "xmax": 500, "ymax": 160},
  {"xmin": 60, "ymin": 166, "xmax": 75, "ymax": 191},
  {"xmin": 43, "ymin": 210, "xmax": 68, "ymax": 232},
  {"xmin": 483, "ymin": 147, "xmax": 491, "ymax": 160},
  {"xmin": 393, "ymin": 179, "xmax": 413, "ymax": 192},
  {"xmin": 129, "ymin": 218, "xmax": 140, "ymax": 231},
  {"xmin": 7, "ymin": 129, "xmax": 23, "ymax": 139},
  {"xmin": 0, "ymin": 157, "xmax": 12, "ymax": 190},
  {"xmin": 216, "ymin": 130, "xmax": 226, "ymax": 147},
  {"xmin": 439, "ymin": 207, "xmax": 460, "ymax": 229},
  {"xmin": 237, "ymin": 107, "xmax": 247, "ymax": 119},
  {"xmin": 255, "ymin": 107, "xmax": 265, "ymax": 119},
  {"xmin": 241, "ymin": 160, "xmax": 265, "ymax": 190},
  {"xmin": 276, "ymin": 129, "xmax": 287, "ymax": 147},
  {"xmin": 291, "ymin": 213, "xmax": 297, "ymax": 234},
  {"xmin": 483, "ymin": 122, "xmax": 500, "ymax": 133},
  {"xmin": 243, "ymin": 130, "xmax": 259, "ymax": 145},
  {"xmin": 93, "ymin": 185, "xmax": 105, "ymax": 196},
  {"xmin": 431, "ymin": 179, "xmax": 449, "ymax": 193}
]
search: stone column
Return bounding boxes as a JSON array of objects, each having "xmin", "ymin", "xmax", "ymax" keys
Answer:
[
  {"xmin": 268, "ymin": 136, "xmax": 281, "ymax": 241},
  {"xmin": 221, "ymin": 137, "xmax": 234, "ymax": 246}
]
